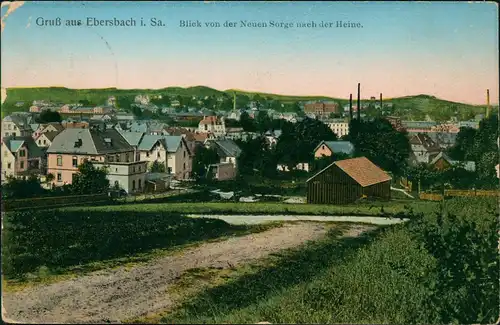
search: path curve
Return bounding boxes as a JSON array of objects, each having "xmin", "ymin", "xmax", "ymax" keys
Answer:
[
  {"xmin": 2, "ymin": 222, "xmax": 368, "ymax": 324},
  {"xmin": 185, "ymin": 214, "xmax": 409, "ymax": 225}
]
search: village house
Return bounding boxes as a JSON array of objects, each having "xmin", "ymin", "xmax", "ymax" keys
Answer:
[
  {"xmin": 2, "ymin": 114, "xmax": 33, "ymax": 139},
  {"xmin": 136, "ymin": 134, "xmax": 193, "ymax": 180},
  {"xmin": 306, "ymin": 157, "xmax": 392, "ymax": 204},
  {"xmin": 207, "ymin": 162, "xmax": 237, "ymax": 181},
  {"xmin": 429, "ymin": 152, "xmax": 476, "ymax": 172},
  {"xmin": 46, "ymin": 127, "xmax": 147, "ymax": 193},
  {"xmin": 205, "ymin": 139, "xmax": 242, "ymax": 177},
  {"xmin": 1, "ymin": 136, "xmax": 44, "ymax": 183},
  {"xmin": 328, "ymin": 119, "xmax": 350, "ymax": 138},
  {"xmin": 314, "ymin": 141, "xmax": 355, "ymax": 159},
  {"xmin": 408, "ymin": 133, "xmax": 441, "ymax": 165},
  {"xmin": 264, "ymin": 130, "xmax": 282, "ymax": 148},
  {"xmin": 198, "ymin": 116, "xmax": 226, "ymax": 137},
  {"xmin": 32, "ymin": 122, "xmax": 65, "ymax": 139},
  {"xmin": 35, "ymin": 131, "xmax": 60, "ymax": 148}
]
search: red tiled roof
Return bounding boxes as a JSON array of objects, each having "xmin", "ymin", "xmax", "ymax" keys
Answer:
[
  {"xmin": 334, "ymin": 157, "xmax": 391, "ymax": 187},
  {"xmin": 308, "ymin": 156, "xmax": 392, "ymax": 187}
]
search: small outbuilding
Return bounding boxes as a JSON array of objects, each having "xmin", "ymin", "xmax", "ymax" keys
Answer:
[{"xmin": 306, "ymin": 156, "xmax": 392, "ymax": 204}]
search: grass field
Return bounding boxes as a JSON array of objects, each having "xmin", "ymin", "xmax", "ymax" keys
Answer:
[
  {"xmin": 1, "ymin": 209, "xmax": 281, "ymax": 288},
  {"xmin": 159, "ymin": 197, "xmax": 498, "ymax": 324},
  {"xmin": 64, "ymin": 200, "xmax": 439, "ymax": 217}
]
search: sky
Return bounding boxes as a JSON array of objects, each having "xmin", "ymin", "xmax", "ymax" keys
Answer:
[{"xmin": 1, "ymin": 1, "xmax": 498, "ymax": 104}]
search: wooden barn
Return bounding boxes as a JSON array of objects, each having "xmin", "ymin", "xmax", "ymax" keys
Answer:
[{"xmin": 306, "ymin": 157, "xmax": 392, "ymax": 204}]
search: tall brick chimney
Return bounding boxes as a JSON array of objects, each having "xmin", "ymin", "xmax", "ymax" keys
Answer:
[
  {"xmin": 486, "ymin": 89, "xmax": 490, "ymax": 118},
  {"xmin": 357, "ymin": 83, "xmax": 361, "ymax": 120},
  {"xmin": 380, "ymin": 93, "xmax": 383, "ymax": 110},
  {"xmin": 349, "ymin": 94, "xmax": 353, "ymax": 121}
]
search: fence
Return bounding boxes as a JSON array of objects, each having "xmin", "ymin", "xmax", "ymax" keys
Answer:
[
  {"xmin": 419, "ymin": 189, "xmax": 500, "ymax": 201},
  {"xmin": 2, "ymin": 193, "xmax": 112, "ymax": 211},
  {"xmin": 419, "ymin": 193, "xmax": 444, "ymax": 201},
  {"xmin": 444, "ymin": 189, "xmax": 500, "ymax": 197}
]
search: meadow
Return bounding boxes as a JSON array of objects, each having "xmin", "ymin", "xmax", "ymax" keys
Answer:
[
  {"xmin": 64, "ymin": 200, "xmax": 439, "ymax": 217},
  {"xmin": 160, "ymin": 197, "xmax": 499, "ymax": 324}
]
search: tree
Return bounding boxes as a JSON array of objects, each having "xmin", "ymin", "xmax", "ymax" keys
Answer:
[
  {"xmin": 1, "ymin": 175, "xmax": 47, "ymax": 199},
  {"xmin": 255, "ymin": 111, "xmax": 272, "ymax": 134},
  {"xmin": 116, "ymin": 95, "xmax": 135, "ymax": 111},
  {"xmin": 240, "ymin": 111, "xmax": 255, "ymax": 132},
  {"xmin": 448, "ymin": 127, "xmax": 477, "ymax": 161},
  {"xmin": 149, "ymin": 160, "xmax": 166, "ymax": 173},
  {"xmin": 237, "ymin": 136, "xmax": 277, "ymax": 178},
  {"xmin": 37, "ymin": 109, "xmax": 62, "ymax": 123},
  {"xmin": 275, "ymin": 117, "xmax": 337, "ymax": 170},
  {"xmin": 347, "ymin": 118, "xmax": 411, "ymax": 175},
  {"xmin": 71, "ymin": 160, "xmax": 110, "ymax": 195},
  {"xmin": 192, "ymin": 146, "xmax": 219, "ymax": 180}
]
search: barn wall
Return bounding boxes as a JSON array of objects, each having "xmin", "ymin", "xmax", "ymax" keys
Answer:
[
  {"xmin": 362, "ymin": 181, "xmax": 391, "ymax": 200},
  {"xmin": 307, "ymin": 165, "xmax": 362, "ymax": 204}
]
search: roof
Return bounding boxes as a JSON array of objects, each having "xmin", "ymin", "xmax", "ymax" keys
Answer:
[
  {"xmin": 2, "ymin": 136, "xmax": 44, "ymax": 157},
  {"xmin": 409, "ymin": 133, "xmax": 440, "ymax": 151},
  {"xmin": 164, "ymin": 135, "xmax": 184, "ymax": 153},
  {"xmin": 46, "ymin": 128, "xmax": 133, "ymax": 155},
  {"xmin": 199, "ymin": 116, "xmax": 222, "ymax": 125},
  {"xmin": 43, "ymin": 123, "xmax": 65, "ymax": 132},
  {"xmin": 41, "ymin": 131, "xmax": 60, "ymax": 142},
  {"xmin": 402, "ymin": 121, "xmax": 438, "ymax": 129},
  {"xmin": 138, "ymin": 134, "xmax": 166, "ymax": 151},
  {"xmin": 120, "ymin": 131, "xmax": 145, "ymax": 147},
  {"xmin": 30, "ymin": 123, "xmax": 40, "ymax": 132},
  {"xmin": 307, "ymin": 157, "xmax": 392, "ymax": 187},
  {"xmin": 208, "ymin": 139, "xmax": 242, "ymax": 158},
  {"xmin": 429, "ymin": 152, "xmax": 476, "ymax": 171},
  {"xmin": 314, "ymin": 141, "xmax": 355, "ymax": 155}
]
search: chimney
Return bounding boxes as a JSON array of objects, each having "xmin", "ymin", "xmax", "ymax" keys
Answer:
[
  {"xmin": 357, "ymin": 83, "xmax": 361, "ymax": 120},
  {"xmin": 233, "ymin": 92, "xmax": 236, "ymax": 111},
  {"xmin": 349, "ymin": 94, "xmax": 353, "ymax": 121},
  {"xmin": 486, "ymin": 89, "xmax": 490, "ymax": 118},
  {"xmin": 380, "ymin": 93, "xmax": 383, "ymax": 110}
]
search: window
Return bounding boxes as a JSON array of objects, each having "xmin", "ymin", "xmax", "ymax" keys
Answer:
[
  {"xmin": 19, "ymin": 161, "xmax": 24, "ymax": 169},
  {"xmin": 43, "ymin": 140, "xmax": 46, "ymax": 145},
  {"xmin": 183, "ymin": 151, "xmax": 186, "ymax": 158},
  {"xmin": 146, "ymin": 152, "xmax": 150, "ymax": 157},
  {"xmin": 133, "ymin": 166, "xmax": 136, "ymax": 173},
  {"xmin": 7, "ymin": 163, "xmax": 11, "ymax": 169},
  {"xmin": 57, "ymin": 155, "xmax": 62, "ymax": 166},
  {"xmin": 167, "ymin": 167, "xmax": 172, "ymax": 174},
  {"xmin": 138, "ymin": 179, "xmax": 142, "ymax": 189},
  {"xmin": 157, "ymin": 152, "xmax": 161, "ymax": 159},
  {"xmin": 38, "ymin": 140, "xmax": 41, "ymax": 145},
  {"xmin": 183, "ymin": 162, "xmax": 186, "ymax": 169},
  {"xmin": 132, "ymin": 180, "xmax": 136, "ymax": 190},
  {"xmin": 57, "ymin": 173, "xmax": 62, "ymax": 182},
  {"xmin": 72, "ymin": 156, "xmax": 78, "ymax": 167},
  {"xmin": 115, "ymin": 155, "xmax": 120, "ymax": 162},
  {"xmin": 19, "ymin": 150, "xmax": 26, "ymax": 157},
  {"xmin": 109, "ymin": 155, "xmax": 114, "ymax": 162},
  {"xmin": 114, "ymin": 180, "xmax": 119, "ymax": 187}
]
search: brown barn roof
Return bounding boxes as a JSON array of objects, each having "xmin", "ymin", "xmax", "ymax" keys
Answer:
[{"xmin": 307, "ymin": 156, "xmax": 392, "ymax": 187}]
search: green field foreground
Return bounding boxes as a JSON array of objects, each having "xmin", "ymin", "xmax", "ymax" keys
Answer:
[
  {"xmin": 160, "ymin": 197, "xmax": 498, "ymax": 324},
  {"xmin": 65, "ymin": 200, "xmax": 439, "ymax": 217}
]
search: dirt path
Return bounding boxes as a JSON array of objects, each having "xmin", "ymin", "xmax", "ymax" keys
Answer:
[{"xmin": 2, "ymin": 222, "xmax": 372, "ymax": 324}]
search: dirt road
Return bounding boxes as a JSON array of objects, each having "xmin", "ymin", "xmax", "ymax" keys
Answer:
[{"xmin": 2, "ymin": 222, "xmax": 372, "ymax": 324}]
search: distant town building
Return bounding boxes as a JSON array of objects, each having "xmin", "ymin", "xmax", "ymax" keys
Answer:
[
  {"xmin": 198, "ymin": 116, "xmax": 226, "ymax": 137},
  {"xmin": 304, "ymin": 101, "xmax": 339, "ymax": 117},
  {"xmin": 134, "ymin": 94, "xmax": 150, "ymax": 105},
  {"xmin": 314, "ymin": 141, "xmax": 355, "ymax": 158},
  {"xmin": 328, "ymin": 119, "xmax": 349, "ymax": 137}
]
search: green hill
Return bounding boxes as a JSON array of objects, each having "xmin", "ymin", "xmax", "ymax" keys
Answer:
[{"xmin": 1, "ymin": 86, "xmax": 494, "ymax": 121}]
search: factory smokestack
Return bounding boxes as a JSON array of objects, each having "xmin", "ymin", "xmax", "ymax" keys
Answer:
[
  {"xmin": 486, "ymin": 89, "xmax": 490, "ymax": 118},
  {"xmin": 357, "ymin": 83, "xmax": 361, "ymax": 120},
  {"xmin": 380, "ymin": 93, "xmax": 383, "ymax": 110},
  {"xmin": 349, "ymin": 94, "xmax": 353, "ymax": 121},
  {"xmin": 233, "ymin": 92, "xmax": 236, "ymax": 111}
]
